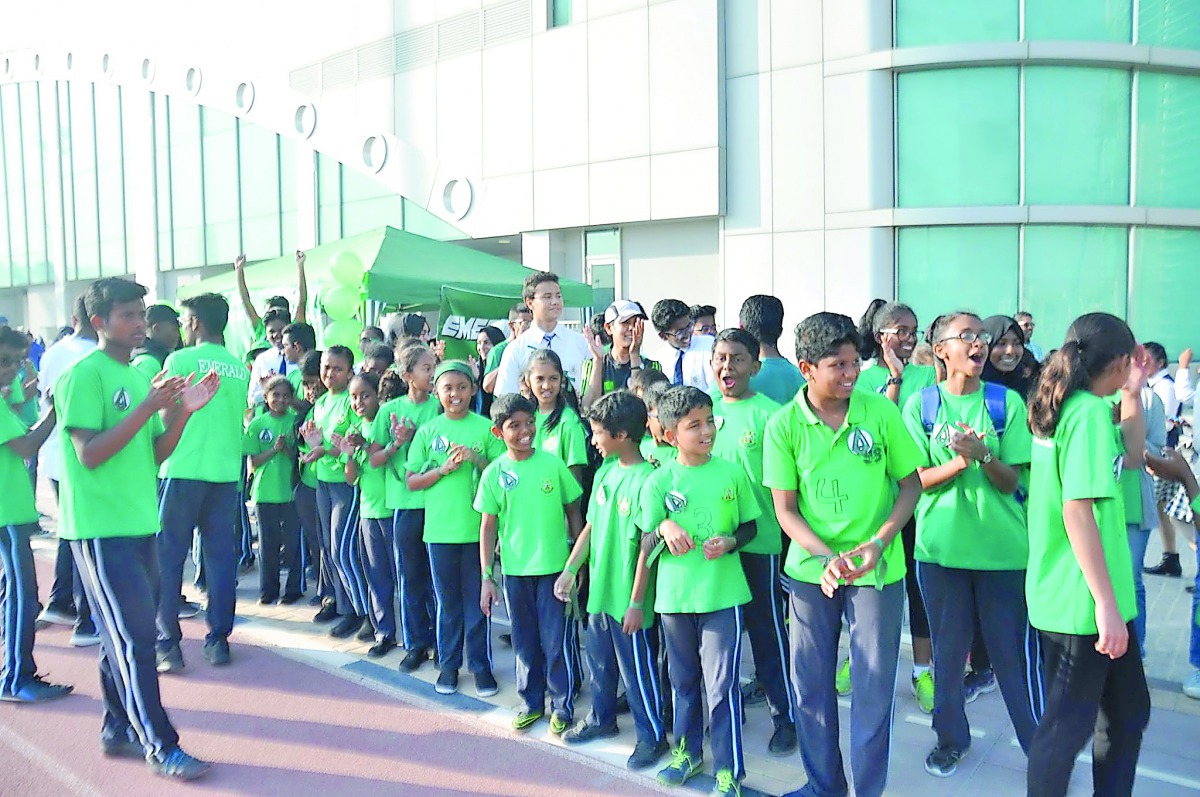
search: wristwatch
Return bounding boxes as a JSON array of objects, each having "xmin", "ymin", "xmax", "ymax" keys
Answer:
[
  {"xmin": 980, "ymin": 451, "xmax": 994, "ymax": 465},
  {"xmin": 885, "ymin": 376, "xmax": 903, "ymax": 386}
]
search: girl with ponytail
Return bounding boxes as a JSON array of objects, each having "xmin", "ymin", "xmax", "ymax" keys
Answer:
[{"xmin": 1025, "ymin": 312, "xmax": 1152, "ymax": 797}]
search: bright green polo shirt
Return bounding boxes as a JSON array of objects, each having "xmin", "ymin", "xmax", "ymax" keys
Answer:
[
  {"xmin": 535, "ymin": 406, "xmax": 589, "ymax": 469},
  {"xmin": 902, "ymin": 385, "xmax": 1032, "ymax": 570},
  {"xmin": 0, "ymin": 401, "xmax": 37, "ymax": 526},
  {"xmin": 1026, "ymin": 391, "xmax": 1136, "ymax": 635},
  {"xmin": 763, "ymin": 386, "xmax": 921, "ymax": 587},
  {"xmin": 244, "ymin": 410, "xmax": 297, "ymax": 504},
  {"xmin": 55, "ymin": 350, "xmax": 165, "ymax": 539},
  {"xmin": 159, "ymin": 342, "xmax": 251, "ymax": 483},
  {"xmin": 639, "ymin": 434, "xmax": 675, "ymax": 468},
  {"xmin": 485, "ymin": 340, "xmax": 508, "ymax": 375},
  {"xmin": 352, "ymin": 413, "xmax": 390, "ymax": 520},
  {"xmin": 639, "ymin": 456, "xmax": 759, "ymax": 614},
  {"xmin": 587, "ymin": 459, "xmax": 657, "ymax": 627},
  {"xmin": 474, "ymin": 450, "xmax": 583, "ymax": 576},
  {"xmin": 856, "ymin": 363, "xmax": 937, "ymax": 409},
  {"xmin": 131, "ymin": 353, "xmax": 162, "ymax": 382},
  {"xmin": 406, "ymin": 413, "xmax": 504, "ymax": 544},
  {"xmin": 713, "ymin": 392, "xmax": 783, "ymax": 556},
  {"xmin": 311, "ymin": 390, "xmax": 354, "ymax": 483},
  {"xmin": 374, "ymin": 395, "xmax": 441, "ymax": 511}
]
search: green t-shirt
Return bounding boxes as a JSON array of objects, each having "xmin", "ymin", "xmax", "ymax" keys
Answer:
[
  {"xmin": 639, "ymin": 434, "xmax": 676, "ymax": 468},
  {"xmin": 751, "ymin": 357, "xmax": 806, "ymax": 406},
  {"xmin": 311, "ymin": 390, "xmax": 354, "ymax": 483},
  {"xmin": 374, "ymin": 395, "xmax": 442, "ymax": 511},
  {"xmin": 159, "ymin": 343, "xmax": 251, "ymax": 483},
  {"xmin": 712, "ymin": 392, "xmax": 783, "ymax": 556},
  {"xmin": 1107, "ymin": 394, "xmax": 1144, "ymax": 527},
  {"xmin": 55, "ymin": 350, "xmax": 165, "ymax": 539},
  {"xmin": 638, "ymin": 457, "xmax": 760, "ymax": 614},
  {"xmin": 1026, "ymin": 391, "xmax": 1136, "ymax": 635},
  {"xmin": 856, "ymin": 362, "xmax": 937, "ymax": 409},
  {"xmin": 0, "ymin": 401, "xmax": 37, "ymax": 526},
  {"xmin": 131, "ymin": 353, "xmax": 162, "ymax": 382},
  {"xmin": 901, "ymin": 385, "xmax": 1032, "ymax": 570},
  {"xmin": 244, "ymin": 410, "xmax": 297, "ymax": 504},
  {"xmin": 763, "ymin": 386, "xmax": 921, "ymax": 587},
  {"xmin": 406, "ymin": 413, "xmax": 505, "ymax": 543},
  {"xmin": 474, "ymin": 450, "xmax": 583, "ymax": 576},
  {"xmin": 353, "ymin": 413, "xmax": 391, "ymax": 519},
  {"xmin": 286, "ymin": 367, "xmax": 304, "ymax": 395},
  {"xmin": 484, "ymin": 340, "xmax": 508, "ymax": 375},
  {"xmin": 535, "ymin": 406, "xmax": 589, "ymax": 468},
  {"xmin": 587, "ymin": 459, "xmax": 657, "ymax": 627}
]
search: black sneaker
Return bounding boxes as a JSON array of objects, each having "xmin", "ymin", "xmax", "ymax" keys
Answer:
[
  {"xmin": 768, "ymin": 721, "xmax": 797, "ymax": 756},
  {"xmin": 0, "ymin": 675, "xmax": 73, "ymax": 704},
  {"xmin": 562, "ymin": 721, "xmax": 619, "ymax": 745},
  {"xmin": 474, "ymin": 669, "xmax": 499, "ymax": 698},
  {"xmin": 156, "ymin": 645, "xmax": 185, "ymax": 674},
  {"xmin": 313, "ymin": 600, "xmax": 339, "ymax": 623},
  {"xmin": 398, "ymin": 647, "xmax": 431, "ymax": 673},
  {"xmin": 499, "ymin": 633, "xmax": 512, "ymax": 647},
  {"xmin": 741, "ymin": 679, "xmax": 767, "ymax": 706},
  {"xmin": 148, "ymin": 746, "xmax": 212, "ymax": 781},
  {"xmin": 203, "ymin": 639, "xmax": 231, "ymax": 666},
  {"xmin": 330, "ymin": 614, "xmax": 365, "ymax": 639},
  {"xmin": 259, "ymin": 596, "xmax": 278, "ymax": 606},
  {"xmin": 367, "ymin": 638, "xmax": 397, "ymax": 659},
  {"xmin": 435, "ymin": 669, "xmax": 459, "ymax": 695},
  {"xmin": 102, "ymin": 737, "xmax": 145, "ymax": 759},
  {"xmin": 279, "ymin": 593, "xmax": 302, "ymax": 605},
  {"xmin": 924, "ymin": 745, "xmax": 968, "ymax": 778},
  {"xmin": 615, "ymin": 692, "xmax": 631, "ymax": 714},
  {"xmin": 627, "ymin": 738, "xmax": 669, "ymax": 770},
  {"xmin": 356, "ymin": 622, "xmax": 377, "ymax": 642},
  {"xmin": 1145, "ymin": 552, "xmax": 1183, "ymax": 577}
]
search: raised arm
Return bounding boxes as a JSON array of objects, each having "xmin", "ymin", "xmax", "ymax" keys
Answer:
[
  {"xmin": 234, "ymin": 254, "xmax": 260, "ymax": 330},
  {"xmin": 295, "ymin": 250, "xmax": 308, "ymax": 324}
]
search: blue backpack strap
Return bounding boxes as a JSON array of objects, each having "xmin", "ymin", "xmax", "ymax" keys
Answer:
[
  {"xmin": 919, "ymin": 385, "xmax": 942, "ymax": 435},
  {"xmin": 983, "ymin": 382, "xmax": 1007, "ymax": 438}
]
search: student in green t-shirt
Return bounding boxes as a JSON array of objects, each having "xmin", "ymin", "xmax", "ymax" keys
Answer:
[
  {"xmin": 638, "ymin": 380, "xmax": 677, "ymax": 468},
  {"xmin": 522, "ymin": 349, "xmax": 588, "ymax": 484},
  {"xmin": 293, "ymin": 349, "xmax": 330, "ymax": 610},
  {"xmin": 901, "ymin": 312, "xmax": 1038, "ymax": 778},
  {"xmin": 405, "ymin": 361, "xmax": 504, "ymax": 697},
  {"xmin": 1024, "ymin": 313, "xmax": 1151, "ymax": 797},
  {"xmin": 634, "ymin": 386, "xmax": 760, "ymax": 795},
  {"xmin": 740, "ymin": 295, "xmax": 805, "ymax": 405},
  {"xmin": 56, "ymin": 278, "xmax": 218, "ymax": 779},
  {"xmin": 0, "ymin": 324, "xmax": 72, "ymax": 704},
  {"xmin": 299, "ymin": 345, "xmax": 368, "ymax": 641},
  {"xmin": 477, "ymin": 394, "xmax": 583, "ymax": 733},
  {"xmin": 155, "ymin": 292, "xmax": 252, "ymax": 672},
  {"xmin": 710, "ymin": 328, "xmax": 797, "ymax": 757},
  {"xmin": 763, "ymin": 312, "xmax": 922, "ymax": 797},
  {"xmin": 367, "ymin": 341, "xmax": 441, "ymax": 672},
  {"xmin": 553, "ymin": 390, "xmax": 668, "ymax": 768},
  {"xmin": 244, "ymin": 376, "xmax": 301, "ymax": 606}
]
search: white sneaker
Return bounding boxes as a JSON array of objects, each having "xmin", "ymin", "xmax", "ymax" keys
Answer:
[{"xmin": 1184, "ymin": 669, "xmax": 1200, "ymax": 700}]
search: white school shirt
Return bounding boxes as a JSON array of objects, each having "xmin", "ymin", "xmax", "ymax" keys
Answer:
[
  {"xmin": 1174, "ymin": 366, "xmax": 1196, "ymax": 407},
  {"xmin": 37, "ymin": 334, "xmax": 98, "ymax": 481},
  {"xmin": 493, "ymin": 322, "xmax": 590, "ymax": 396},
  {"xmin": 664, "ymin": 334, "xmax": 716, "ymax": 391},
  {"xmin": 248, "ymin": 346, "xmax": 289, "ymax": 404},
  {"xmin": 1149, "ymin": 368, "xmax": 1182, "ymax": 421}
]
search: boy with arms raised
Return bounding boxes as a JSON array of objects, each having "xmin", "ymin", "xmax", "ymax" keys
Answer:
[
  {"xmin": 762, "ymin": 313, "xmax": 922, "ymax": 797},
  {"xmin": 553, "ymin": 390, "xmax": 669, "ymax": 769},
  {"xmin": 710, "ymin": 328, "xmax": 796, "ymax": 755},
  {"xmin": 477, "ymin": 393, "xmax": 584, "ymax": 733},
  {"xmin": 636, "ymin": 386, "xmax": 760, "ymax": 796}
]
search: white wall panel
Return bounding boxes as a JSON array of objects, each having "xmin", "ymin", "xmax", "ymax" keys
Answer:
[
  {"xmin": 534, "ymin": 164, "xmax": 589, "ymax": 230},
  {"xmin": 394, "ymin": 64, "xmax": 439, "ymax": 156},
  {"xmin": 648, "ymin": 0, "xmax": 720, "ymax": 154},
  {"xmin": 823, "ymin": 227, "xmax": 893, "ymax": 317},
  {"xmin": 772, "ymin": 0, "xmax": 823, "ymax": 70},
  {"xmin": 723, "ymin": 232, "xmax": 774, "ymax": 326},
  {"xmin": 772, "ymin": 64, "xmax": 824, "ymax": 232},
  {"xmin": 587, "ymin": 9, "xmax": 650, "ymax": 162},
  {"xmin": 475, "ymin": 172, "xmax": 534, "ymax": 235},
  {"xmin": 823, "ymin": 70, "xmax": 892, "ymax": 214},
  {"xmin": 725, "ymin": 0, "xmax": 771, "ymax": 79},
  {"xmin": 650, "ymin": 148, "xmax": 722, "ymax": 219},
  {"xmin": 725, "ymin": 73, "xmax": 772, "ymax": 233},
  {"xmin": 532, "ymin": 24, "xmax": 589, "ymax": 169},
  {"xmin": 590, "ymin": 157, "xmax": 652, "ymax": 225},
  {"xmin": 436, "ymin": 52, "xmax": 484, "ymax": 176},
  {"xmin": 483, "ymin": 38, "xmax": 534, "ymax": 177}
]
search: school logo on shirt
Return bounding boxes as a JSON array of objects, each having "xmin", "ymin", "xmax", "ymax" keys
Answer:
[
  {"xmin": 112, "ymin": 388, "xmax": 131, "ymax": 411},
  {"xmin": 722, "ymin": 488, "xmax": 735, "ymax": 502},
  {"xmin": 714, "ymin": 416, "xmax": 726, "ymax": 431},
  {"xmin": 848, "ymin": 428, "xmax": 876, "ymax": 458},
  {"xmin": 541, "ymin": 479, "xmax": 555, "ymax": 494},
  {"xmin": 665, "ymin": 490, "xmax": 687, "ymax": 513},
  {"xmin": 259, "ymin": 429, "xmax": 274, "ymax": 443},
  {"xmin": 595, "ymin": 485, "xmax": 608, "ymax": 505},
  {"xmin": 432, "ymin": 435, "xmax": 450, "ymax": 454},
  {"xmin": 932, "ymin": 423, "xmax": 954, "ymax": 449},
  {"xmin": 618, "ymin": 496, "xmax": 632, "ymax": 516},
  {"xmin": 740, "ymin": 429, "xmax": 756, "ymax": 448},
  {"xmin": 499, "ymin": 470, "xmax": 518, "ymax": 491}
]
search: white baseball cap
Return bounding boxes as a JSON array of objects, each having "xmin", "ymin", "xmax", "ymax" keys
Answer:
[{"xmin": 604, "ymin": 299, "xmax": 646, "ymax": 325}]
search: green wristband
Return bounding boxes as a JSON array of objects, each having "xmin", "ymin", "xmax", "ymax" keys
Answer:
[
  {"xmin": 566, "ymin": 560, "xmax": 582, "ymax": 576},
  {"xmin": 482, "ymin": 567, "xmax": 494, "ymax": 582},
  {"xmin": 870, "ymin": 536, "xmax": 885, "ymax": 553},
  {"xmin": 628, "ymin": 600, "xmax": 643, "ymax": 610}
]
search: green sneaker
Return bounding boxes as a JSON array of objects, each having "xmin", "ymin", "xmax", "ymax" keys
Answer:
[
  {"xmin": 512, "ymin": 709, "xmax": 543, "ymax": 731},
  {"xmin": 549, "ymin": 713, "xmax": 570, "ymax": 735},
  {"xmin": 712, "ymin": 768, "xmax": 741, "ymax": 796},
  {"xmin": 912, "ymin": 670, "xmax": 935, "ymax": 714},
  {"xmin": 657, "ymin": 741, "xmax": 702, "ymax": 787},
  {"xmin": 835, "ymin": 658, "xmax": 852, "ymax": 696}
]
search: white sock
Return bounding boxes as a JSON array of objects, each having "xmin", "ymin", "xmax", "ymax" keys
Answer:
[{"xmin": 913, "ymin": 664, "xmax": 931, "ymax": 678}]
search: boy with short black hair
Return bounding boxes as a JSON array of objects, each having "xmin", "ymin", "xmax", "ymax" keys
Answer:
[
  {"xmin": 281, "ymin": 322, "xmax": 316, "ymax": 399},
  {"xmin": 763, "ymin": 312, "xmax": 922, "ymax": 797},
  {"xmin": 361, "ymin": 342, "xmax": 394, "ymax": 378},
  {"xmin": 477, "ymin": 393, "xmax": 584, "ymax": 733},
  {"xmin": 493, "ymin": 272, "xmax": 589, "ymax": 395},
  {"xmin": 739, "ymin": 294, "xmax": 805, "ymax": 405},
  {"xmin": 690, "ymin": 305, "xmax": 718, "ymax": 338},
  {"xmin": 554, "ymin": 390, "xmax": 669, "ymax": 769},
  {"xmin": 639, "ymin": 381, "xmax": 676, "ymax": 467},
  {"xmin": 635, "ymin": 385, "xmax": 760, "ymax": 796},
  {"xmin": 630, "ymin": 366, "xmax": 670, "ymax": 398},
  {"xmin": 482, "ymin": 303, "xmax": 533, "ymax": 394},
  {"xmin": 651, "ymin": 300, "xmax": 714, "ymax": 390},
  {"xmin": 294, "ymin": 349, "xmax": 333, "ymax": 609}
]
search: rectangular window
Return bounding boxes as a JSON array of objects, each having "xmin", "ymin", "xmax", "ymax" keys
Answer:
[
  {"xmin": 94, "ymin": 84, "xmax": 126, "ymax": 277},
  {"xmin": 316, "ymin": 154, "xmax": 342, "ymax": 244},
  {"xmin": 1130, "ymin": 227, "xmax": 1200, "ymax": 356},
  {"xmin": 1022, "ymin": 226, "xmax": 1128, "ymax": 347},
  {"xmin": 1139, "ymin": 0, "xmax": 1200, "ymax": 50},
  {"xmin": 1025, "ymin": 0, "xmax": 1133, "ymax": 42},
  {"xmin": 69, "ymin": 84, "xmax": 100, "ymax": 280},
  {"xmin": 1136, "ymin": 72, "xmax": 1200, "ymax": 208},
  {"xmin": 238, "ymin": 123, "xmax": 282, "ymax": 259},
  {"xmin": 168, "ymin": 98, "xmax": 205, "ymax": 268},
  {"xmin": 202, "ymin": 108, "xmax": 241, "ymax": 262},
  {"xmin": 550, "ymin": 0, "xmax": 571, "ymax": 28},
  {"xmin": 896, "ymin": 226, "xmax": 1020, "ymax": 326},
  {"xmin": 895, "ymin": 0, "xmax": 1018, "ymax": 47}
]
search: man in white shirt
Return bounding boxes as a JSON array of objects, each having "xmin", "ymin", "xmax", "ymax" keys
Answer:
[
  {"xmin": 1015, "ymin": 311, "xmax": 1045, "ymax": 363},
  {"xmin": 650, "ymin": 298, "xmax": 715, "ymax": 391},
  {"xmin": 493, "ymin": 272, "xmax": 590, "ymax": 396},
  {"xmin": 35, "ymin": 295, "xmax": 99, "ymax": 645},
  {"xmin": 1144, "ymin": 341, "xmax": 1187, "ymax": 578}
]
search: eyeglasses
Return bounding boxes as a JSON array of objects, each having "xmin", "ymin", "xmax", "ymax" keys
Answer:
[
  {"xmin": 665, "ymin": 326, "xmax": 693, "ymax": 341},
  {"xmin": 878, "ymin": 328, "xmax": 918, "ymax": 341},
  {"xmin": 695, "ymin": 324, "xmax": 717, "ymax": 336},
  {"xmin": 936, "ymin": 331, "xmax": 994, "ymax": 346}
]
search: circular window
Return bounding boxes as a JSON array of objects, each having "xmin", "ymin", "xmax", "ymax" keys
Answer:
[
  {"xmin": 102, "ymin": 54, "xmax": 112, "ymax": 75},
  {"xmin": 66, "ymin": 53, "xmax": 74, "ymax": 70},
  {"xmin": 141, "ymin": 58, "xmax": 154, "ymax": 82},
  {"xmin": 362, "ymin": 136, "xmax": 388, "ymax": 173},
  {"xmin": 235, "ymin": 82, "xmax": 255, "ymax": 113},
  {"xmin": 2, "ymin": 58, "xmax": 10, "ymax": 77},
  {"xmin": 442, "ymin": 179, "xmax": 474, "ymax": 220},
  {"xmin": 185, "ymin": 68, "xmax": 202, "ymax": 95},
  {"xmin": 293, "ymin": 103, "xmax": 317, "ymax": 139},
  {"xmin": 32, "ymin": 54, "xmax": 41, "ymax": 73}
]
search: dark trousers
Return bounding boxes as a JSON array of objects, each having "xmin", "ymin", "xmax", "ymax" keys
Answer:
[
  {"xmin": 916, "ymin": 563, "xmax": 1041, "ymax": 753},
  {"xmin": 157, "ymin": 479, "xmax": 239, "ymax": 648},
  {"xmin": 427, "ymin": 542, "xmax": 490, "ymax": 674},
  {"xmin": 72, "ymin": 536, "xmax": 180, "ymax": 758},
  {"xmin": 48, "ymin": 480, "xmax": 94, "ymax": 634},
  {"xmin": 585, "ymin": 612, "xmax": 665, "ymax": 744},
  {"xmin": 0, "ymin": 524, "xmax": 38, "ymax": 694},
  {"xmin": 900, "ymin": 517, "xmax": 930, "ymax": 639},
  {"xmin": 661, "ymin": 607, "xmax": 745, "ymax": 778},
  {"xmin": 361, "ymin": 516, "xmax": 396, "ymax": 640},
  {"xmin": 294, "ymin": 483, "xmax": 331, "ymax": 599},
  {"xmin": 741, "ymin": 552, "xmax": 794, "ymax": 725},
  {"xmin": 237, "ymin": 487, "xmax": 255, "ymax": 569},
  {"xmin": 1027, "ymin": 623, "xmax": 1150, "ymax": 797},
  {"xmin": 316, "ymin": 481, "xmax": 366, "ymax": 617},
  {"xmin": 395, "ymin": 509, "xmax": 434, "ymax": 651},
  {"xmin": 256, "ymin": 502, "xmax": 302, "ymax": 601},
  {"xmin": 504, "ymin": 573, "xmax": 574, "ymax": 718}
]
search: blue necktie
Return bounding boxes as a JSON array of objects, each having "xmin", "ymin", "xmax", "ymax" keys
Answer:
[
  {"xmin": 279, "ymin": 354, "xmax": 287, "ymax": 376},
  {"xmin": 674, "ymin": 353, "xmax": 684, "ymax": 385},
  {"xmin": 542, "ymin": 333, "xmax": 556, "ymax": 349}
]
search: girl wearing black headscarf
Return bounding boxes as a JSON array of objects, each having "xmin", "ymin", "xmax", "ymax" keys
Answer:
[{"xmin": 982, "ymin": 315, "xmax": 1041, "ymax": 400}]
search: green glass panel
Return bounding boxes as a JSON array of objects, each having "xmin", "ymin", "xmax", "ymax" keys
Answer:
[
  {"xmin": 238, "ymin": 123, "xmax": 281, "ymax": 259},
  {"xmin": 316, "ymin": 154, "xmax": 341, "ymax": 244},
  {"xmin": 342, "ymin": 165, "xmax": 390, "ymax": 203},
  {"xmin": 343, "ymin": 197, "xmax": 401, "ymax": 237},
  {"xmin": 401, "ymin": 198, "xmax": 465, "ymax": 241},
  {"xmin": 19, "ymin": 84, "xmax": 48, "ymax": 284},
  {"xmin": 1139, "ymin": 0, "xmax": 1200, "ymax": 49},
  {"xmin": 58, "ymin": 85, "xmax": 76, "ymax": 278},
  {"xmin": 586, "ymin": 229, "xmax": 619, "ymax": 257},
  {"xmin": 1130, "ymin": 228, "xmax": 1200, "ymax": 354},
  {"xmin": 897, "ymin": 226, "xmax": 1020, "ymax": 326},
  {"xmin": 1021, "ymin": 226, "xmax": 1128, "ymax": 350},
  {"xmin": 1137, "ymin": 72, "xmax": 1200, "ymax": 208},
  {"xmin": 895, "ymin": 0, "xmax": 1018, "ymax": 47},
  {"xmin": 152, "ymin": 93, "xmax": 172, "ymax": 270},
  {"xmin": 202, "ymin": 108, "xmax": 240, "ymax": 260},
  {"xmin": 169, "ymin": 98, "xmax": 204, "ymax": 268},
  {"xmin": 1025, "ymin": 0, "xmax": 1133, "ymax": 42},
  {"xmin": 1025, "ymin": 68, "xmax": 1131, "ymax": 205},
  {"xmin": 95, "ymin": 85, "xmax": 126, "ymax": 277},
  {"xmin": 552, "ymin": 0, "xmax": 572, "ymax": 27},
  {"xmin": 2, "ymin": 85, "xmax": 28, "ymax": 285},
  {"xmin": 897, "ymin": 68, "xmax": 1019, "ymax": 207}
]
